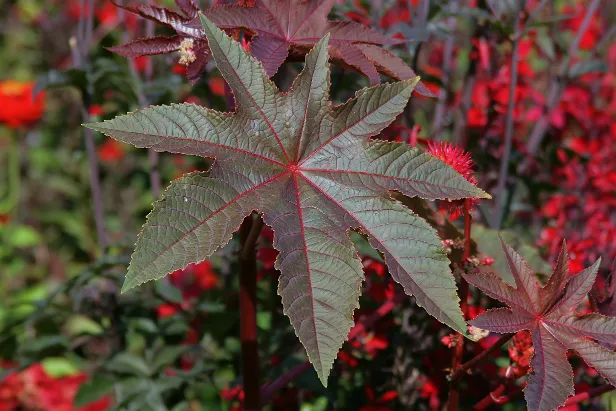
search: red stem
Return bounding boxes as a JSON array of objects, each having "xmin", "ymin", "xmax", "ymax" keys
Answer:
[
  {"xmin": 450, "ymin": 333, "xmax": 513, "ymax": 384},
  {"xmin": 563, "ymin": 384, "xmax": 615, "ymax": 406},
  {"xmin": 239, "ymin": 215, "xmax": 260, "ymax": 410},
  {"xmin": 260, "ymin": 293, "xmax": 405, "ymax": 405},
  {"xmin": 447, "ymin": 199, "xmax": 472, "ymax": 411}
]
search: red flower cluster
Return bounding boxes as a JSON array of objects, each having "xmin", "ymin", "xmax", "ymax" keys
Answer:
[
  {"xmin": 507, "ymin": 330, "xmax": 534, "ymax": 379},
  {"xmin": 0, "ymin": 81, "xmax": 45, "ymax": 128},
  {"xmin": 156, "ymin": 260, "xmax": 220, "ymax": 318},
  {"xmin": 0, "ymin": 363, "xmax": 110, "ymax": 411},
  {"xmin": 538, "ymin": 41, "xmax": 616, "ymax": 272}
]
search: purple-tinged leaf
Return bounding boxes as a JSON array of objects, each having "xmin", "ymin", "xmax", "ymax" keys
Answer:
[
  {"xmin": 462, "ymin": 240, "xmax": 611, "ymax": 411},
  {"xmin": 355, "ymin": 43, "xmax": 435, "ymax": 97},
  {"xmin": 249, "ymin": 34, "xmax": 290, "ymax": 77},
  {"xmin": 540, "ymin": 241, "xmax": 569, "ymax": 311},
  {"xmin": 109, "ymin": 0, "xmax": 431, "ymax": 88},
  {"xmin": 526, "ymin": 323, "xmax": 573, "ymax": 411},
  {"xmin": 107, "ymin": 36, "xmax": 184, "ymax": 58},
  {"xmin": 85, "ymin": 15, "xmax": 488, "ymax": 385},
  {"xmin": 186, "ymin": 39, "xmax": 210, "ymax": 85},
  {"xmin": 111, "ymin": 0, "xmax": 202, "ymax": 38},
  {"xmin": 501, "ymin": 238, "xmax": 542, "ymax": 312},
  {"xmin": 174, "ymin": 0, "xmax": 199, "ymax": 18},
  {"xmin": 330, "ymin": 44, "xmax": 381, "ymax": 85},
  {"xmin": 470, "ymin": 308, "xmax": 534, "ymax": 333}
]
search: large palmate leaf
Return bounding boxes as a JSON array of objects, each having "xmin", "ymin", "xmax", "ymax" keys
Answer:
[
  {"xmin": 463, "ymin": 239, "xmax": 614, "ymax": 411},
  {"xmin": 87, "ymin": 14, "xmax": 488, "ymax": 385},
  {"xmin": 110, "ymin": 0, "xmax": 432, "ymax": 95}
]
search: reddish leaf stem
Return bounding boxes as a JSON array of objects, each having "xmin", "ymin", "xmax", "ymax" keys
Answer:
[
  {"xmin": 563, "ymin": 384, "xmax": 615, "ymax": 406},
  {"xmin": 260, "ymin": 293, "xmax": 405, "ymax": 405},
  {"xmin": 447, "ymin": 199, "xmax": 472, "ymax": 411},
  {"xmin": 450, "ymin": 333, "xmax": 513, "ymax": 384},
  {"xmin": 474, "ymin": 384, "xmax": 523, "ymax": 410},
  {"xmin": 475, "ymin": 382, "xmax": 614, "ymax": 409}
]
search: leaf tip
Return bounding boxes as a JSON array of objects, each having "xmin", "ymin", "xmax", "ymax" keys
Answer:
[
  {"xmin": 120, "ymin": 278, "xmax": 138, "ymax": 294},
  {"xmin": 479, "ymin": 189, "xmax": 492, "ymax": 200},
  {"xmin": 82, "ymin": 122, "xmax": 102, "ymax": 132}
]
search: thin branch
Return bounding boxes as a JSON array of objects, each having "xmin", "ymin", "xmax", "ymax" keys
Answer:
[
  {"xmin": 74, "ymin": 0, "xmax": 106, "ymax": 254},
  {"xmin": 491, "ymin": 6, "xmax": 524, "ymax": 230},
  {"xmin": 447, "ymin": 199, "xmax": 472, "ymax": 411},
  {"xmin": 525, "ymin": 0, "xmax": 601, "ymax": 156},
  {"xmin": 431, "ymin": 2, "xmax": 456, "ymax": 140},
  {"xmin": 118, "ymin": 2, "xmax": 161, "ymax": 198},
  {"xmin": 450, "ymin": 333, "xmax": 513, "ymax": 384},
  {"xmin": 563, "ymin": 384, "xmax": 614, "ymax": 407}
]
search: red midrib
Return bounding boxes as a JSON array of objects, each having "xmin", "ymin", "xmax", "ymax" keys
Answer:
[
  {"xmin": 135, "ymin": 171, "xmax": 288, "ymax": 275},
  {"xmin": 99, "ymin": 126, "xmax": 286, "ymax": 167},
  {"xmin": 297, "ymin": 172, "xmax": 461, "ymax": 327},
  {"xmin": 211, "ymin": 32, "xmax": 291, "ymax": 164},
  {"xmin": 291, "ymin": 172, "xmax": 323, "ymax": 373},
  {"xmin": 298, "ymin": 86, "xmax": 409, "ymax": 166}
]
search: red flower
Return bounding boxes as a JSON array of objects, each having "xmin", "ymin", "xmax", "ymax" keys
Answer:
[
  {"xmin": 131, "ymin": 56, "xmax": 150, "ymax": 73},
  {"xmin": 97, "ymin": 138, "xmax": 124, "ymax": 162},
  {"xmin": 172, "ymin": 64, "xmax": 187, "ymax": 76},
  {"xmin": 360, "ymin": 386, "xmax": 398, "ymax": 411},
  {"xmin": 88, "ymin": 105, "xmax": 104, "ymax": 117},
  {"xmin": 193, "ymin": 260, "xmax": 219, "ymax": 291},
  {"xmin": 156, "ymin": 304, "xmax": 179, "ymax": 318},
  {"xmin": 0, "ymin": 363, "xmax": 111, "ymax": 411},
  {"xmin": 508, "ymin": 330, "xmax": 534, "ymax": 378},
  {"xmin": 417, "ymin": 377, "xmax": 441, "ymax": 410},
  {"xmin": 0, "ymin": 81, "xmax": 45, "ymax": 128},
  {"xmin": 208, "ymin": 76, "xmax": 226, "ymax": 97},
  {"xmin": 425, "ymin": 142, "xmax": 479, "ymax": 219}
]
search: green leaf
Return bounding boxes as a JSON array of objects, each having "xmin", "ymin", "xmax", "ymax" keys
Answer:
[
  {"xmin": 107, "ymin": 353, "xmax": 151, "ymax": 377},
  {"xmin": 472, "ymin": 224, "xmax": 552, "ymax": 284},
  {"xmin": 41, "ymin": 357, "xmax": 81, "ymax": 378},
  {"xmin": 65, "ymin": 315, "xmax": 104, "ymax": 336},
  {"xmin": 84, "ymin": 14, "xmax": 489, "ymax": 386},
  {"xmin": 74, "ymin": 374, "xmax": 115, "ymax": 407},
  {"xmin": 568, "ymin": 59, "xmax": 608, "ymax": 79},
  {"xmin": 154, "ymin": 279, "xmax": 183, "ymax": 304},
  {"xmin": 2, "ymin": 225, "xmax": 41, "ymax": 248},
  {"xmin": 151, "ymin": 346, "xmax": 188, "ymax": 373}
]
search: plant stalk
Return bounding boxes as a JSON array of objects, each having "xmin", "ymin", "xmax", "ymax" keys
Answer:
[
  {"xmin": 239, "ymin": 214, "xmax": 261, "ymax": 410},
  {"xmin": 75, "ymin": 0, "xmax": 106, "ymax": 255},
  {"xmin": 447, "ymin": 199, "xmax": 472, "ymax": 411},
  {"xmin": 491, "ymin": 5, "xmax": 523, "ymax": 230},
  {"xmin": 450, "ymin": 333, "xmax": 513, "ymax": 384}
]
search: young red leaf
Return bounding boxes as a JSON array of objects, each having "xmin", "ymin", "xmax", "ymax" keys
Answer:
[
  {"xmin": 108, "ymin": 0, "xmax": 431, "ymax": 93},
  {"xmin": 463, "ymin": 239, "xmax": 612, "ymax": 411},
  {"xmin": 85, "ymin": 14, "xmax": 488, "ymax": 385},
  {"xmin": 106, "ymin": 36, "xmax": 185, "ymax": 58}
]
